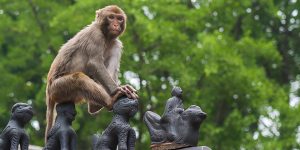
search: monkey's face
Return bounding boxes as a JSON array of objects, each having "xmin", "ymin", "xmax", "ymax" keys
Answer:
[
  {"xmin": 98, "ymin": 6, "xmax": 126, "ymax": 39},
  {"xmin": 101, "ymin": 13, "xmax": 126, "ymax": 39}
]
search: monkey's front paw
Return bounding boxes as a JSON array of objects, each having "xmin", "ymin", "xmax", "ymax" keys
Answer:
[
  {"xmin": 118, "ymin": 85, "xmax": 139, "ymax": 99},
  {"xmin": 109, "ymin": 90, "xmax": 124, "ymax": 110}
]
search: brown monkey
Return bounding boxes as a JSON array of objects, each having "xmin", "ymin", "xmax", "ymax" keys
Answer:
[{"xmin": 45, "ymin": 5, "xmax": 138, "ymax": 141}]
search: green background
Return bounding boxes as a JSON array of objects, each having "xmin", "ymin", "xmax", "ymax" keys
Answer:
[{"xmin": 0, "ymin": 0, "xmax": 300, "ymax": 149}]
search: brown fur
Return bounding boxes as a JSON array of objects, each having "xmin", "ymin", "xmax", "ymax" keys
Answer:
[{"xmin": 45, "ymin": 5, "xmax": 127, "ymax": 142}]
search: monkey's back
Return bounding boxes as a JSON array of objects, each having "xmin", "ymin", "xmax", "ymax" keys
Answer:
[{"xmin": 47, "ymin": 23, "xmax": 103, "ymax": 84}]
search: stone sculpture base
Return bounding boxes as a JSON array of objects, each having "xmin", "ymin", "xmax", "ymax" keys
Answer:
[
  {"xmin": 180, "ymin": 146, "xmax": 212, "ymax": 150},
  {"xmin": 151, "ymin": 143, "xmax": 190, "ymax": 150},
  {"xmin": 29, "ymin": 145, "xmax": 43, "ymax": 150},
  {"xmin": 151, "ymin": 143, "xmax": 211, "ymax": 150}
]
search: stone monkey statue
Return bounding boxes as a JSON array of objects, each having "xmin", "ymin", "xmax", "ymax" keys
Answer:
[
  {"xmin": 162, "ymin": 86, "xmax": 184, "ymax": 116},
  {"xmin": 0, "ymin": 103, "xmax": 33, "ymax": 150},
  {"xmin": 44, "ymin": 102, "xmax": 77, "ymax": 150},
  {"xmin": 144, "ymin": 87, "xmax": 207, "ymax": 147},
  {"xmin": 92, "ymin": 97, "xmax": 138, "ymax": 150},
  {"xmin": 172, "ymin": 105, "xmax": 207, "ymax": 146}
]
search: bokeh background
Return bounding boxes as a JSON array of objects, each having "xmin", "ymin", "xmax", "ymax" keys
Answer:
[{"xmin": 0, "ymin": 0, "xmax": 300, "ymax": 149}]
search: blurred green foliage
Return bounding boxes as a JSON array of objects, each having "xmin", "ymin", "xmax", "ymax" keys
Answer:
[{"xmin": 0, "ymin": 0, "xmax": 300, "ymax": 149}]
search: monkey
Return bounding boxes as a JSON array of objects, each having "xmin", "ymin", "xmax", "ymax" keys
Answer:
[{"xmin": 45, "ymin": 5, "xmax": 138, "ymax": 141}]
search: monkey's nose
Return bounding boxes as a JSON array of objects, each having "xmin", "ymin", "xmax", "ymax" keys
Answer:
[{"xmin": 113, "ymin": 24, "xmax": 118, "ymax": 28}]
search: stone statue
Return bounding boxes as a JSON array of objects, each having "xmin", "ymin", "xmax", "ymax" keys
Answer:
[
  {"xmin": 92, "ymin": 97, "xmax": 138, "ymax": 150},
  {"xmin": 144, "ymin": 87, "xmax": 208, "ymax": 149},
  {"xmin": 162, "ymin": 86, "xmax": 184, "ymax": 116},
  {"xmin": 44, "ymin": 102, "xmax": 77, "ymax": 150},
  {"xmin": 0, "ymin": 103, "xmax": 33, "ymax": 150}
]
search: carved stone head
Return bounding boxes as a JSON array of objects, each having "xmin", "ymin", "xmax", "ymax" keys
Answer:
[
  {"xmin": 113, "ymin": 97, "xmax": 138, "ymax": 117},
  {"xmin": 171, "ymin": 86, "xmax": 183, "ymax": 98},
  {"xmin": 56, "ymin": 102, "xmax": 76, "ymax": 122},
  {"xmin": 181, "ymin": 105, "xmax": 206, "ymax": 126},
  {"xmin": 11, "ymin": 103, "xmax": 33, "ymax": 124}
]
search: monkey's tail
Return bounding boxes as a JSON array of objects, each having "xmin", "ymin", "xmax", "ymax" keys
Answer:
[{"xmin": 45, "ymin": 88, "xmax": 55, "ymax": 143}]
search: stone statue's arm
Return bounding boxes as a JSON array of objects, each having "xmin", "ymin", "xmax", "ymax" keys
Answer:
[
  {"xmin": 59, "ymin": 132, "xmax": 70, "ymax": 150},
  {"xmin": 127, "ymin": 128, "xmax": 136, "ymax": 150},
  {"xmin": 163, "ymin": 99, "xmax": 177, "ymax": 115},
  {"xmin": 70, "ymin": 132, "xmax": 77, "ymax": 150},
  {"xmin": 20, "ymin": 134, "xmax": 29, "ymax": 150},
  {"xmin": 117, "ymin": 128, "xmax": 129, "ymax": 150},
  {"xmin": 10, "ymin": 129, "xmax": 20, "ymax": 150}
]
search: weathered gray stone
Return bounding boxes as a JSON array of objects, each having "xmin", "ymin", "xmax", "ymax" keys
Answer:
[
  {"xmin": 0, "ymin": 103, "xmax": 33, "ymax": 150},
  {"xmin": 92, "ymin": 97, "xmax": 138, "ymax": 150},
  {"xmin": 144, "ymin": 87, "xmax": 207, "ymax": 147}
]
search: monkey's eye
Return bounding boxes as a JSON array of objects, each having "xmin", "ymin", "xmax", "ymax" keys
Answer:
[
  {"xmin": 108, "ymin": 15, "xmax": 114, "ymax": 20},
  {"xmin": 117, "ymin": 16, "xmax": 123, "ymax": 22}
]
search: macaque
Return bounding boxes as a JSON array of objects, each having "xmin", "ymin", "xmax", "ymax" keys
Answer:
[{"xmin": 45, "ymin": 5, "xmax": 138, "ymax": 141}]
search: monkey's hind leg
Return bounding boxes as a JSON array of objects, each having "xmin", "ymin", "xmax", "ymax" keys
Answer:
[{"xmin": 49, "ymin": 72, "xmax": 114, "ymax": 114}]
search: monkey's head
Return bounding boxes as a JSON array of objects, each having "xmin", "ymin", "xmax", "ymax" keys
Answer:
[
  {"xmin": 56, "ymin": 102, "xmax": 76, "ymax": 123},
  {"xmin": 96, "ymin": 5, "xmax": 127, "ymax": 39},
  {"xmin": 181, "ymin": 105, "xmax": 206, "ymax": 127},
  {"xmin": 113, "ymin": 97, "xmax": 138, "ymax": 117},
  {"xmin": 11, "ymin": 103, "xmax": 33, "ymax": 124}
]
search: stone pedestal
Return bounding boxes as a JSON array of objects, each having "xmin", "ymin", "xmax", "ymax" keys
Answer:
[
  {"xmin": 29, "ymin": 145, "xmax": 43, "ymax": 150},
  {"xmin": 151, "ymin": 143, "xmax": 189, "ymax": 150},
  {"xmin": 151, "ymin": 143, "xmax": 211, "ymax": 150},
  {"xmin": 180, "ymin": 146, "xmax": 211, "ymax": 150}
]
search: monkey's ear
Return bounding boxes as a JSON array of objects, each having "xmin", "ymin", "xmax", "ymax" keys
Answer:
[{"xmin": 95, "ymin": 9, "xmax": 103, "ymax": 19}]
